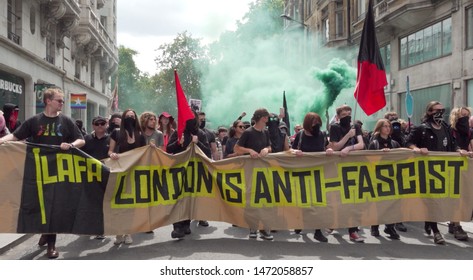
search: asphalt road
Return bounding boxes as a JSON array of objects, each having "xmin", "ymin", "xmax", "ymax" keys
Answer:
[{"xmin": 1, "ymin": 221, "xmax": 473, "ymax": 260}]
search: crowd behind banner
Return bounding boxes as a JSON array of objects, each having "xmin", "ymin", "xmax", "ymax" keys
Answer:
[{"xmin": 1, "ymin": 142, "xmax": 472, "ymax": 235}]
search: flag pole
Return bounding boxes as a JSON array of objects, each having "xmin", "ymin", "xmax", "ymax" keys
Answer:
[{"xmin": 352, "ymin": 63, "xmax": 362, "ymax": 126}]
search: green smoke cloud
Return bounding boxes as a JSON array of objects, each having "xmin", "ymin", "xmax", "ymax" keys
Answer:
[
  {"xmin": 309, "ymin": 58, "xmax": 356, "ymax": 117},
  {"xmin": 200, "ymin": 14, "xmax": 358, "ymax": 130}
]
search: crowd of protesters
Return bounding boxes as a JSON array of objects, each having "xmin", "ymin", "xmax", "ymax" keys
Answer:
[{"xmin": 2, "ymin": 94, "xmax": 473, "ymax": 259}]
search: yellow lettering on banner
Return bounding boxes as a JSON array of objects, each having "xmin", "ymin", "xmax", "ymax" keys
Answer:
[
  {"xmin": 214, "ymin": 169, "xmax": 245, "ymax": 206},
  {"xmin": 72, "ymin": 155, "xmax": 87, "ymax": 183},
  {"xmin": 41, "ymin": 154, "xmax": 57, "ymax": 184},
  {"xmin": 112, "ymin": 159, "xmax": 216, "ymax": 208},
  {"xmin": 250, "ymin": 167, "xmax": 327, "ymax": 207},
  {"xmin": 334, "ymin": 157, "xmax": 467, "ymax": 204},
  {"xmin": 56, "ymin": 154, "xmax": 75, "ymax": 182},
  {"xmin": 86, "ymin": 157, "xmax": 102, "ymax": 182},
  {"xmin": 33, "ymin": 148, "xmax": 47, "ymax": 224}
]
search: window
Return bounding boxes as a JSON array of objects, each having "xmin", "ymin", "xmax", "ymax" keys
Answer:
[
  {"xmin": 357, "ymin": 0, "xmax": 366, "ymax": 20},
  {"xmin": 91, "ymin": 61, "xmax": 95, "ymax": 87},
  {"xmin": 468, "ymin": 6, "xmax": 473, "ymax": 48},
  {"xmin": 379, "ymin": 44, "xmax": 391, "ymax": 73},
  {"xmin": 46, "ymin": 37, "xmax": 55, "ymax": 64},
  {"xmin": 7, "ymin": 0, "xmax": 21, "ymax": 45},
  {"xmin": 75, "ymin": 61, "xmax": 81, "ymax": 79},
  {"xmin": 335, "ymin": 11, "xmax": 344, "ymax": 38},
  {"xmin": 399, "ymin": 84, "xmax": 451, "ymax": 125},
  {"xmin": 322, "ymin": 18, "xmax": 329, "ymax": 43},
  {"xmin": 399, "ymin": 18, "xmax": 452, "ymax": 68},
  {"xmin": 467, "ymin": 79, "xmax": 473, "ymax": 108}
]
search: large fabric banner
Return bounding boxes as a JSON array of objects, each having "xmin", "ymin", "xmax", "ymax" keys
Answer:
[
  {"xmin": 1, "ymin": 142, "xmax": 472, "ymax": 235},
  {"xmin": 0, "ymin": 142, "xmax": 108, "ymax": 235}
]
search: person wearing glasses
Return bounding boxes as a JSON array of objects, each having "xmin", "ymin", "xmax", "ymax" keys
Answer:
[
  {"xmin": 224, "ymin": 120, "xmax": 246, "ymax": 159},
  {"xmin": 81, "ymin": 116, "xmax": 110, "ymax": 161},
  {"xmin": 0, "ymin": 87, "xmax": 85, "ymax": 259}
]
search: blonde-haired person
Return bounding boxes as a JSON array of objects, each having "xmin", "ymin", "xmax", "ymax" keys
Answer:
[
  {"xmin": 140, "ymin": 111, "xmax": 164, "ymax": 149},
  {"xmin": 0, "ymin": 87, "xmax": 85, "ymax": 259},
  {"xmin": 447, "ymin": 107, "xmax": 473, "ymax": 241},
  {"xmin": 367, "ymin": 119, "xmax": 401, "ymax": 239}
]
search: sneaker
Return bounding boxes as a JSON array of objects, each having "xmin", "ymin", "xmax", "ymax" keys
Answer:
[
  {"xmin": 294, "ymin": 229, "xmax": 302, "ymax": 234},
  {"xmin": 114, "ymin": 235, "xmax": 124, "ymax": 245},
  {"xmin": 259, "ymin": 230, "xmax": 274, "ymax": 241},
  {"xmin": 314, "ymin": 230, "xmax": 328, "ymax": 242},
  {"xmin": 370, "ymin": 226, "xmax": 380, "ymax": 237},
  {"xmin": 249, "ymin": 229, "xmax": 257, "ymax": 239},
  {"xmin": 448, "ymin": 222, "xmax": 454, "ymax": 234},
  {"xmin": 384, "ymin": 227, "xmax": 400, "ymax": 240},
  {"xmin": 453, "ymin": 225, "xmax": 468, "ymax": 241},
  {"xmin": 395, "ymin": 223, "xmax": 407, "ymax": 232},
  {"xmin": 198, "ymin": 220, "xmax": 209, "ymax": 227},
  {"xmin": 94, "ymin": 235, "xmax": 105, "ymax": 240},
  {"xmin": 184, "ymin": 227, "xmax": 191, "ymax": 235},
  {"xmin": 434, "ymin": 232, "xmax": 445, "ymax": 244},
  {"xmin": 171, "ymin": 230, "xmax": 185, "ymax": 239},
  {"xmin": 124, "ymin": 234, "xmax": 133, "ymax": 244},
  {"xmin": 349, "ymin": 232, "xmax": 365, "ymax": 242}
]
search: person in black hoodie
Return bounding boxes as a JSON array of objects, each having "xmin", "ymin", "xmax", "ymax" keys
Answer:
[
  {"xmin": 2, "ymin": 103, "xmax": 21, "ymax": 133},
  {"xmin": 166, "ymin": 111, "xmax": 211, "ymax": 239}
]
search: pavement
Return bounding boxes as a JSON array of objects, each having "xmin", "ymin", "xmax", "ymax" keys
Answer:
[{"xmin": 2, "ymin": 221, "xmax": 473, "ymax": 256}]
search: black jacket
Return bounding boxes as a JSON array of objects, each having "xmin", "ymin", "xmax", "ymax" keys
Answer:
[
  {"xmin": 405, "ymin": 121, "xmax": 458, "ymax": 152},
  {"xmin": 167, "ymin": 129, "xmax": 211, "ymax": 158}
]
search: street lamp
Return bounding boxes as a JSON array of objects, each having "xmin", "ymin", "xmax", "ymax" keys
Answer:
[{"xmin": 280, "ymin": 14, "xmax": 308, "ymax": 28}]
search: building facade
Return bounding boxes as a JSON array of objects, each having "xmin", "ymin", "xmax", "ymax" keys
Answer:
[
  {"xmin": 284, "ymin": 0, "xmax": 473, "ymax": 128},
  {"xmin": 0, "ymin": 0, "xmax": 118, "ymax": 131}
]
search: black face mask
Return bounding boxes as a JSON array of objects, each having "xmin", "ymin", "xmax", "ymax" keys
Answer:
[
  {"xmin": 339, "ymin": 116, "xmax": 351, "ymax": 128},
  {"xmin": 199, "ymin": 120, "xmax": 206, "ymax": 129},
  {"xmin": 311, "ymin": 124, "xmax": 321, "ymax": 136},
  {"xmin": 123, "ymin": 117, "xmax": 135, "ymax": 135},
  {"xmin": 457, "ymin": 116, "xmax": 470, "ymax": 135}
]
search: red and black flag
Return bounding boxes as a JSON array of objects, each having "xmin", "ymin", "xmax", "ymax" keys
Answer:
[
  {"xmin": 353, "ymin": 0, "xmax": 387, "ymax": 116},
  {"xmin": 174, "ymin": 70, "xmax": 195, "ymax": 142}
]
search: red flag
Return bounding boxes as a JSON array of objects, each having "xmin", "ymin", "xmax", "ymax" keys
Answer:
[
  {"xmin": 175, "ymin": 70, "xmax": 195, "ymax": 141},
  {"xmin": 353, "ymin": 0, "xmax": 387, "ymax": 116}
]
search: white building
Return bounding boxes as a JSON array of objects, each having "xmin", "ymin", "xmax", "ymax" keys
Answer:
[{"xmin": 0, "ymin": 0, "xmax": 118, "ymax": 131}]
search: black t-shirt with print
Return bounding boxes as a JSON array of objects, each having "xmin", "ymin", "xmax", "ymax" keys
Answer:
[{"xmin": 13, "ymin": 113, "xmax": 83, "ymax": 145}]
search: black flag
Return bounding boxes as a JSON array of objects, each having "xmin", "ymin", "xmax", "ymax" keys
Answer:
[{"xmin": 283, "ymin": 91, "xmax": 290, "ymax": 133}]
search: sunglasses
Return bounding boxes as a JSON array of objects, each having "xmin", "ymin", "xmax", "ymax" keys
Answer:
[
  {"xmin": 94, "ymin": 122, "xmax": 106, "ymax": 126},
  {"xmin": 269, "ymin": 117, "xmax": 279, "ymax": 122},
  {"xmin": 237, "ymin": 125, "xmax": 245, "ymax": 129}
]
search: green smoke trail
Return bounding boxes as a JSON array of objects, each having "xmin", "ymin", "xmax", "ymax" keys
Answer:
[{"xmin": 309, "ymin": 58, "xmax": 356, "ymax": 117}]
